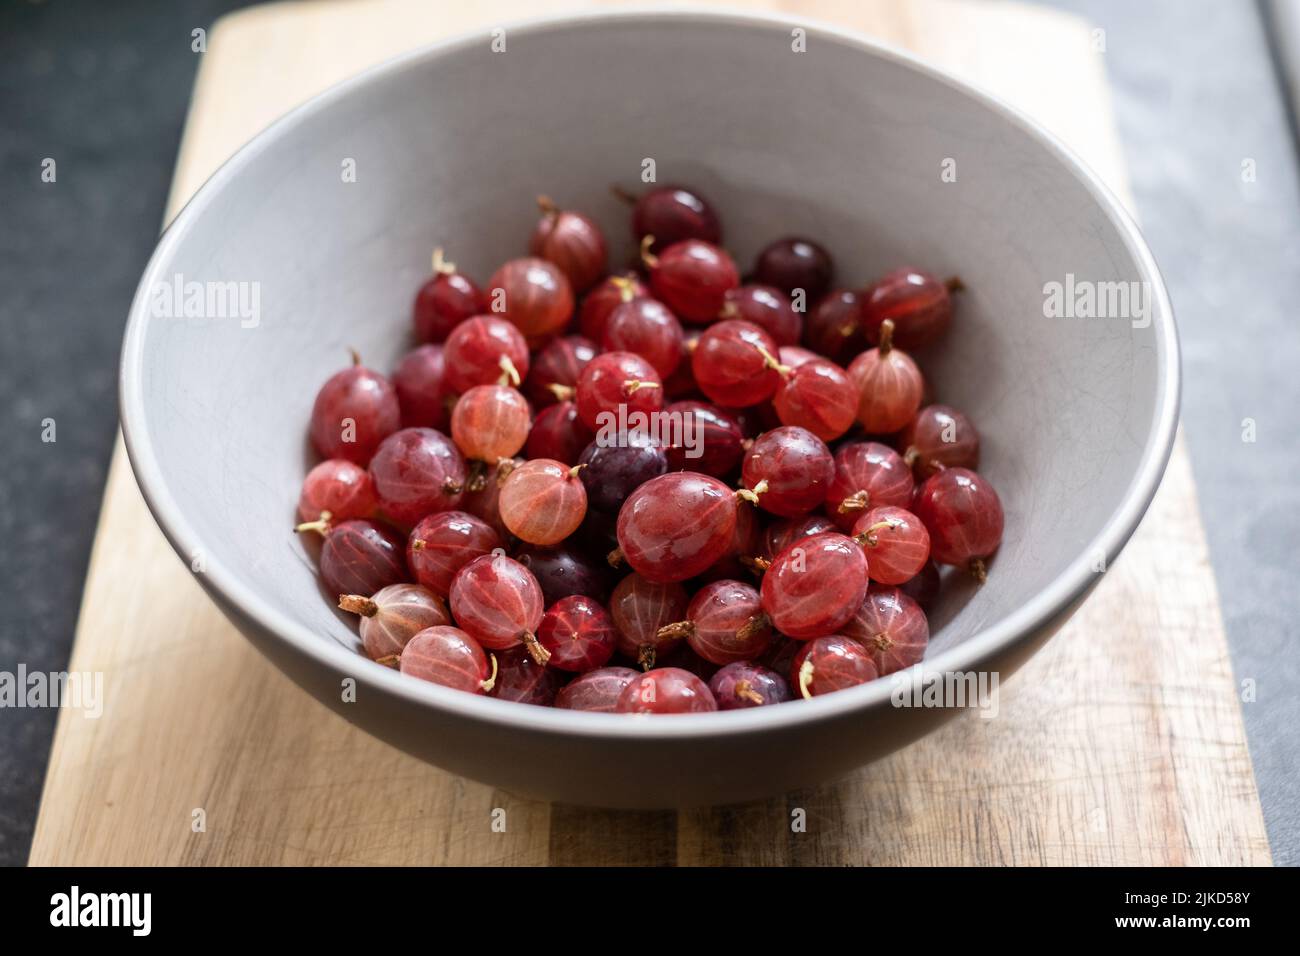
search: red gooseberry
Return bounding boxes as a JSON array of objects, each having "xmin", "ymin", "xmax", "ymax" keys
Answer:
[
  {"xmin": 803, "ymin": 288, "xmax": 868, "ymax": 364},
  {"xmin": 573, "ymin": 350, "xmax": 663, "ymax": 432},
  {"xmin": 771, "ymin": 356, "xmax": 857, "ymax": 441},
  {"xmin": 400, "ymin": 625, "xmax": 496, "ymax": 694},
  {"xmin": 499, "ymin": 459, "xmax": 588, "ymax": 546},
  {"xmin": 525, "ymin": 335, "xmax": 599, "ymax": 406},
  {"xmin": 609, "ymin": 572, "xmax": 689, "ymax": 669},
  {"xmin": 851, "ymin": 505, "xmax": 931, "ymax": 585},
  {"xmin": 657, "ymin": 579, "xmax": 772, "ymax": 666},
  {"xmin": 525, "ymin": 400, "xmax": 592, "ymax": 465},
  {"xmin": 579, "ymin": 274, "xmax": 647, "ymax": 341},
  {"xmin": 792, "ymin": 635, "xmax": 878, "ymax": 698},
  {"xmin": 407, "ymin": 509, "xmax": 500, "ymax": 596},
  {"xmin": 602, "ymin": 296, "xmax": 685, "ymax": 379},
  {"xmin": 368, "ymin": 427, "xmax": 467, "ymax": 527},
  {"xmin": 392, "ymin": 344, "xmax": 454, "ymax": 431},
  {"xmin": 413, "ymin": 248, "xmax": 485, "ymax": 343},
  {"xmin": 529, "ymin": 196, "xmax": 607, "ymax": 293},
  {"xmin": 846, "ymin": 319, "xmax": 924, "ymax": 434},
  {"xmin": 861, "ymin": 268, "xmax": 961, "ymax": 350},
  {"xmin": 338, "ymin": 583, "xmax": 450, "ymax": 661},
  {"xmin": 615, "ymin": 667, "xmax": 718, "ymax": 714},
  {"xmin": 537, "ymin": 594, "xmax": 616, "ymax": 673},
  {"xmin": 615, "ymin": 472, "xmax": 746, "ymax": 582},
  {"xmin": 449, "ymin": 553, "xmax": 549, "ymax": 664},
  {"xmin": 709, "ymin": 661, "xmax": 792, "ymax": 709},
  {"xmin": 298, "ymin": 458, "xmax": 376, "ymax": 524},
  {"xmin": 556, "ymin": 666, "xmax": 639, "ymax": 712},
  {"xmin": 309, "ymin": 352, "xmax": 401, "ymax": 465},
  {"xmin": 443, "ymin": 315, "xmax": 530, "ymax": 394},
  {"xmin": 490, "ymin": 645, "xmax": 566, "ymax": 706},
  {"xmin": 841, "ymin": 587, "xmax": 929, "ymax": 677},
  {"xmin": 642, "ymin": 238, "xmax": 739, "ymax": 323},
  {"xmin": 488, "ymin": 256, "xmax": 574, "ymax": 344},
  {"xmin": 759, "ymin": 532, "xmax": 869, "ymax": 640},
  {"xmin": 720, "ymin": 284, "xmax": 802, "ymax": 346},
  {"xmin": 691, "ymin": 319, "xmax": 783, "ymax": 408},
  {"xmin": 899, "ymin": 404, "xmax": 981, "ymax": 475},
  {"xmin": 911, "ymin": 467, "xmax": 1005, "ymax": 581},
  {"xmin": 824, "ymin": 441, "xmax": 914, "ymax": 531},
  {"xmin": 741, "ymin": 426, "xmax": 835, "ymax": 518},
  {"xmin": 450, "ymin": 384, "xmax": 531, "ymax": 470}
]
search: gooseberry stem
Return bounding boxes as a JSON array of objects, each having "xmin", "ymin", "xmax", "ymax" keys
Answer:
[
  {"xmin": 640, "ymin": 234, "xmax": 659, "ymax": 269},
  {"xmin": 852, "ymin": 519, "xmax": 898, "ymax": 548},
  {"xmin": 610, "ymin": 184, "xmax": 638, "ymax": 206},
  {"xmin": 611, "ymin": 275, "xmax": 637, "ymax": 303},
  {"xmin": 546, "ymin": 382, "xmax": 576, "ymax": 402},
  {"xmin": 735, "ymin": 612, "xmax": 770, "ymax": 642},
  {"xmin": 797, "ymin": 658, "xmax": 816, "ymax": 700},
  {"xmin": 637, "ymin": 645, "xmax": 657, "ymax": 671},
  {"xmin": 522, "ymin": 631, "xmax": 551, "ymax": 666},
  {"xmin": 655, "ymin": 621, "xmax": 695, "ymax": 642},
  {"xmin": 624, "ymin": 379, "xmax": 660, "ymax": 395},
  {"xmin": 837, "ymin": 491, "xmax": 869, "ymax": 514},
  {"xmin": 945, "ymin": 276, "xmax": 965, "ymax": 293},
  {"xmin": 536, "ymin": 194, "xmax": 558, "ymax": 216},
  {"xmin": 735, "ymin": 680, "xmax": 764, "ymax": 706},
  {"xmin": 431, "ymin": 247, "xmax": 456, "ymax": 275},
  {"xmin": 294, "ymin": 511, "xmax": 333, "ymax": 536},
  {"xmin": 755, "ymin": 344, "xmax": 791, "ymax": 378},
  {"xmin": 498, "ymin": 354, "xmax": 521, "ymax": 387},
  {"xmin": 734, "ymin": 479, "xmax": 768, "ymax": 505},
  {"xmin": 347, "ymin": 347, "xmax": 361, "ymax": 367},
  {"xmin": 878, "ymin": 318, "xmax": 895, "ymax": 356},
  {"xmin": 338, "ymin": 594, "xmax": 379, "ymax": 617},
  {"xmin": 480, "ymin": 653, "xmax": 498, "ymax": 692},
  {"xmin": 607, "ymin": 547, "xmax": 625, "ymax": 568},
  {"xmin": 969, "ymin": 557, "xmax": 988, "ymax": 584}
]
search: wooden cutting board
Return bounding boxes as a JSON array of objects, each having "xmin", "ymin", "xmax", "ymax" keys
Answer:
[{"xmin": 28, "ymin": 0, "xmax": 1272, "ymax": 866}]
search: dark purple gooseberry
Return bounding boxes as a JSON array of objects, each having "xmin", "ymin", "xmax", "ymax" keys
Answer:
[
  {"xmin": 662, "ymin": 401, "xmax": 745, "ymax": 478},
  {"xmin": 514, "ymin": 543, "xmax": 614, "ymax": 606},
  {"xmin": 629, "ymin": 185, "xmax": 722, "ymax": 252},
  {"xmin": 298, "ymin": 519, "xmax": 408, "ymax": 598},
  {"xmin": 490, "ymin": 645, "xmax": 566, "ymax": 706},
  {"xmin": 753, "ymin": 237, "xmax": 834, "ymax": 301},
  {"xmin": 556, "ymin": 666, "xmax": 640, "ymax": 712},
  {"xmin": 577, "ymin": 432, "xmax": 668, "ymax": 514},
  {"xmin": 709, "ymin": 661, "xmax": 792, "ymax": 709},
  {"xmin": 803, "ymin": 289, "xmax": 868, "ymax": 364}
]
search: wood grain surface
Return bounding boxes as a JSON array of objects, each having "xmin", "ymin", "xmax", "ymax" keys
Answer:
[{"xmin": 27, "ymin": 0, "xmax": 1272, "ymax": 866}]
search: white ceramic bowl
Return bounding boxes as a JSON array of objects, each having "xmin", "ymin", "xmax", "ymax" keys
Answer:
[{"xmin": 120, "ymin": 9, "xmax": 1178, "ymax": 807}]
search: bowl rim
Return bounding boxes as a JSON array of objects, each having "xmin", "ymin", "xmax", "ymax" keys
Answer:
[{"xmin": 120, "ymin": 5, "xmax": 1180, "ymax": 739}]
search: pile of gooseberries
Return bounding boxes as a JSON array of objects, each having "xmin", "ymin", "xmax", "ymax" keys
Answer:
[{"xmin": 296, "ymin": 184, "xmax": 1004, "ymax": 714}]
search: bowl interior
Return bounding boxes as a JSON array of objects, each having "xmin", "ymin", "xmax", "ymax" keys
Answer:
[{"xmin": 126, "ymin": 14, "xmax": 1169, "ymax": 700}]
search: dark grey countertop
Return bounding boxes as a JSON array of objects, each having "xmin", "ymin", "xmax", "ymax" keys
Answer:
[{"xmin": 0, "ymin": 0, "xmax": 1295, "ymax": 866}]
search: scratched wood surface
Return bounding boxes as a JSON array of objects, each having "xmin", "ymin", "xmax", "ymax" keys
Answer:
[{"xmin": 28, "ymin": 0, "xmax": 1272, "ymax": 866}]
